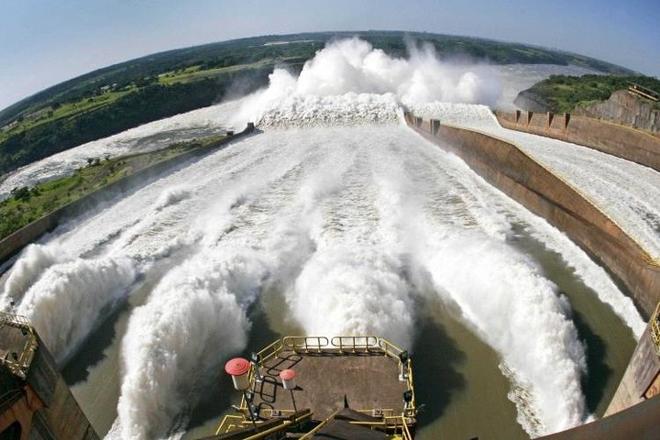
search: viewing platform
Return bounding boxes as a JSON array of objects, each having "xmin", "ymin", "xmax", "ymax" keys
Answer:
[{"xmin": 213, "ymin": 336, "xmax": 416, "ymax": 439}]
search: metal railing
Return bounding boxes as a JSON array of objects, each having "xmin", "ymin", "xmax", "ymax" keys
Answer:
[
  {"xmin": 255, "ymin": 338, "xmax": 283, "ymax": 365},
  {"xmin": 220, "ymin": 335, "xmax": 417, "ymax": 436},
  {"xmin": 0, "ymin": 312, "xmax": 38, "ymax": 380},
  {"xmin": 348, "ymin": 415, "xmax": 415, "ymax": 438},
  {"xmin": 651, "ymin": 302, "xmax": 660, "ymax": 356},
  {"xmin": 277, "ymin": 336, "xmax": 415, "ymax": 415},
  {"xmin": 216, "ymin": 415, "xmax": 246, "ymax": 435},
  {"xmin": 299, "ymin": 408, "xmax": 340, "ymax": 439},
  {"xmin": 628, "ymin": 83, "xmax": 659, "ymax": 102},
  {"xmin": 331, "ymin": 336, "xmax": 379, "ymax": 353},
  {"xmin": 282, "ymin": 336, "xmax": 330, "ymax": 353},
  {"xmin": 215, "ymin": 410, "xmax": 312, "ymax": 438}
]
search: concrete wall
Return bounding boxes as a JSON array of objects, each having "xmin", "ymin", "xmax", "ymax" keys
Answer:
[
  {"xmin": 407, "ymin": 112, "xmax": 660, "ymax": 432},
  {"xmin": 26, "ymin": 336, "xmax": 98, "ymax": 439},
  {"xmin": 0, "ymin": 125, "xmax": 255, "ymax": 266},
  {"xmin": 496, "ymin": 110, "xmax": 660, "ymax": 172},
  {"xmin": 605, "ymin": 320, "xmax": 660, "ymax": 416},
  {"xmin": 576, "ymin": 89, "xmax": 660, "ymax": 134},
  {"xmin": 1, "ymin": 315, "xmax": 98, "ymax": 440},
  {"xmin": 538, "ymin": 394, "xmax": 660, "ymax": 440},
  {"xmin": 405, "ymin": 113, "xmax": 660, "ymax": 320}
]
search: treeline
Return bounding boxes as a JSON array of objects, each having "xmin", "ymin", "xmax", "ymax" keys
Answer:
[
  {"xmin": 2, "ymin": 31, "xmax": 635, "ymax": 129},
  {"xmin": 0, "ymin": 69, "xmax": 270, "ymax": 175},
  {"xmin": 0, "ymin": 37, "xmax": 321, "ymax": 128}
]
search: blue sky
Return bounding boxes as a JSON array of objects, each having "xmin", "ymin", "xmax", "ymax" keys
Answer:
[{"xmin": 1, "ymin": 0, "xmax": 658, "ymax": 110}]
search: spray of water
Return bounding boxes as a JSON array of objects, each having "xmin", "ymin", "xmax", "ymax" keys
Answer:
[
  {"xmin": 419, "ymin": 231, "xmax": 587, "ymax": 434},
  {"xmin": 112, "ymin": 130, "xmax": 356, "ymax": 438},
  {"xmin": 1, "ymin": 243, "xmax": 65, "ymax": 309},
  {"xmin": 17, "ymin": 257, "xmax": 136, "ymax": 363},
  {"xmin": 234, "ymin": 37, "xmax": 501, "ymax": 127},
  {"xmin": 1, "ymin": 37, "xmax": 645, "ymax": 439},
  {"xmin": 113, "ymin": 250, "xmax": 259, "ymax": 439}
]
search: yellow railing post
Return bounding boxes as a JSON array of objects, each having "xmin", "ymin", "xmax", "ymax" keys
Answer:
[{"xmin": 651, "ymin": 302, "xmax": 660, "ymax": 356}]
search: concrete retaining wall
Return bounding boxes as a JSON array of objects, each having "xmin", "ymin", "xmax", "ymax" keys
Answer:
[
  {"xmin": 27, "ymin": 335, "xmax": 99, "ymax": 439},
  {"xmin": 0, "ymin": 124, "xmax": 255, "ymax": 266},
  {"xmin": 496, "ymin": 110, "xmax": 660, "ymax": 172},
  {"xmin": 576, "ymin": 89, "xmax": 660, "ymax": 134},
  {"xmin": 406, "ymin": 113, "xmax": 660, "ymax": 320},
  {"xmin": 538, "ymin": 394, "xmax": 660, "ymax": 440},
  {"xmin": 605, "ymin": 319, "xmax": 660, "ymax": 416}
]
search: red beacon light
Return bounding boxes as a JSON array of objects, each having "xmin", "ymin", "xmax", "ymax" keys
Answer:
[
  {"xmin": 225, "ymin": 357, "xmax": 251, "ymax": 391},
  {"xmin": 279, "ymin": 369, "xmax": 296, "ymax": 390}
]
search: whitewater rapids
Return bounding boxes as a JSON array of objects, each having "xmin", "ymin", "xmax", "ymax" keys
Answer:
[
  {"xmin": 411, "ymin": 104, "xmax": 660, "ymax": 262},
  {"xmin": 1, "ymin": 119, "xmax": 643, "ymax": 438},
  {"xmin": 0, "ymin": 37, "xmax": 647, "ymax": 439}
]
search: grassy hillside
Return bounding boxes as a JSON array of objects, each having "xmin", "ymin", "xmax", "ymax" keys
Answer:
[
  {"xmin": 0, "ymin": 134, "xmax": 224, "ymax": 239},
  {"xmin": 516, "ymin": 75, "xmax": 660, "ymax": 113},
  {"xmin": 0, "ymin": 68, "xmax": 274, "ymax": 176},
  {"xmin": 0, "ymin": 31, "xmax": 636, "ymax": 177}
]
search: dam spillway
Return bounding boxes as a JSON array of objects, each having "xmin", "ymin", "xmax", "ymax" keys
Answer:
[
  {"xmin": 0, "ymin": 111, "xmax": 647, "ymax": 439},
  {"xmin": 1, "ymin": 38, "xmax": 658, "ymax": 439}
]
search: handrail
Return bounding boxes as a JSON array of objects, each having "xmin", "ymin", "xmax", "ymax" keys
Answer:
[
  {"xmin": 243, "ymin": 411, "xmax": 312, "ymax": 440},
  {"xmin": 348, "ymin": 415, "xmax": 415, "ymax": 439},
  {"xmin": 378, "ymin": 338, "xmax": 404, "ymax": 357},
  {"xmin": 219, "ymin": 335, "xmax": 418, "ymax": 436},
  {"xmin": 331, "ymin": 336, "xmax": 380, "ymax": 353},
  {"xmin": 216, "ymin": 410, "xmax": 312, "ymax": 439},
  {"xmin": 651, "ymin": 302, "xmax": 660, "ymax": 356},
  {"xmin": 299, "ymin": 408, "xmax": 340, "ymax": 439},
  {"xmin": 281, "ymin": 335, "xmax": 403, "ymax": 357},
  {"xmin": 283, "ymin": 336, "xmax": 329, "ymax": 353},
  {"xmin": 256, "ymin": 338, "xmax": 283, "ymax": 364},
  {"xmin": 0, "ymin": 312, "xmax": 38, "ymax": 380},
  {"xmin": 628, "ymin": 83, "xmax": 659, "ymax": 102},
  {"xmin": 215, "ymin": 415, "xmax": 245, "ymax": 435},
  {"xmin": 400, "ymin": 417, "xmax": 414, "ymax": 440}
]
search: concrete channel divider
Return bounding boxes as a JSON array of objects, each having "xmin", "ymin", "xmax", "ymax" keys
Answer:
[
  {"xmin": 407, "ymin": 112, "xmax": 660, "ymax": 422},
  {"xmin": 404, "ymin": 112, "xmax": 660, "ymax": 321},
  {"xmin": 0, "ymin": 123, "xmax": 256, "ymax": 266},
  {"xmin": 495, "ymin": 110, "xmax": 660, "ymax": 172}
]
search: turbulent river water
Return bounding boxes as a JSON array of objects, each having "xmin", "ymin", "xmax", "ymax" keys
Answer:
[{"xmin": 0, "ymin": 38, "xmax": 650, "ymax": 440}]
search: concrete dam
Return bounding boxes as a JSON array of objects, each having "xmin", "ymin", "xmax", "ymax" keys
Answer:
[{"xmin": 1, "ymin": 39, "xmax": 659, "ymax": 439}]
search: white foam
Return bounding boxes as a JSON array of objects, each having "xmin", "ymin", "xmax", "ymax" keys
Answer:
[
  {"xmin": 508, "ymin": 203, "xmax": 646, "ymax": 338},
  {"xmin": 257, "ymin": 92, "xmax": 402, "ymax": 128},
  {"xmin": 11, "ymin": 122, "xmax": 601, "ymax": 438},
  {"xmin": 0, "ymin": 99, "xmax": 244, "ymax": 199},
  {"xmin": 2, "ymin": 38, "xmax": 642, "ymax": 439},
  {"xmin": 1, "ymin": 243, "xmax": 65, "ymax": 309},
  {"xmin": 235, "ymin": 37, "xmax": 501, "ymax": 128},
  {"xmin": 430, "ymin": 106, "xmax": 660, "ymax": 263},
  {"xmin": 112, "ymin": 128, "xmax": 352, "ymax": 439},
  {"xmin": 408, "ymin": 101, "xmax": 500, "ymax": 129},
  {"xmin": 17, "ymin": 257, "xmax": 136, "ymax": 363},
  {"xmin": 154, "ymin": 187, "xmax": 192, "ymax": 212},
  {"xmin": 113, "ymin": 250, "xmax": 257, "ymax": 440},
  {"xmin": 291, "ymin": 246, "xmax": 415, "ymax": 347},
  {"xmin": 419, "ymin": 231, "xmax": 587, "ymax": 434}
]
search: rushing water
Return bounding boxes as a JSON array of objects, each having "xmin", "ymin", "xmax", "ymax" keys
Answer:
[
  {"xmin": 0, "ymin": 38, "xmax": 648, "ymax": 439},
  {"xmin": 1, "ymin": 121, "xmax": 641, "ymax": 439}
]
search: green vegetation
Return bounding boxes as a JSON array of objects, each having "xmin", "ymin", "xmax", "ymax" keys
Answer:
[
  {"xmin": 0, "ymin": 31, "xmax": 636, "ymax": 177},
  {"xmin": 0, "ymin": 69, "xmax": 271, "ymax": 176},
  {"xmin": 0, "ymin": 135, "xmax": 224, "ymax": 239},
  {"xmin": 518, "ymin": 74, "xmax": 660, "ymax": 113}
]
